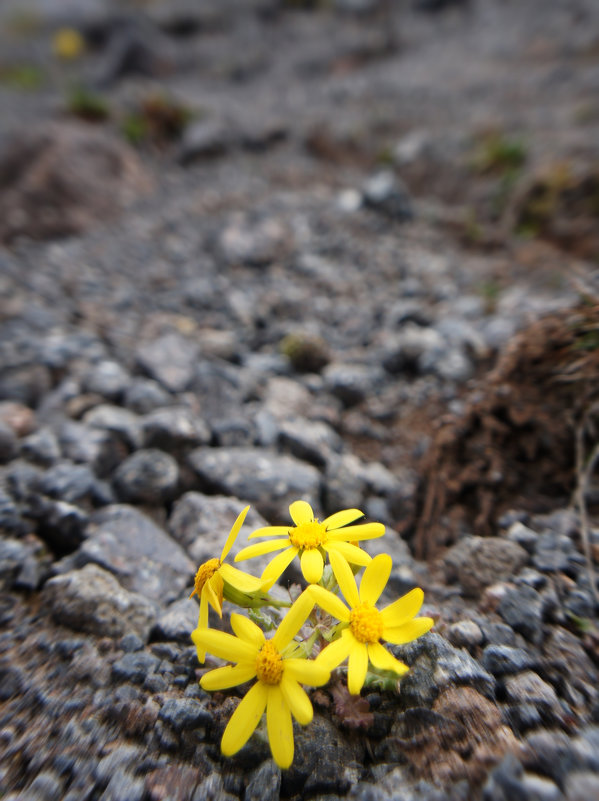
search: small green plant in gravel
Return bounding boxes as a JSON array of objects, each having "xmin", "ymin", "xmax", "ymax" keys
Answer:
[
  {"xmin": 191, "ymin": 500, "xmax": 434, "ymax": 769},
  {"xmin": 67, "ymin": 86, "xmax": 110, "ymax": 122},
  {"xmin": 0, "ymin": 63, "xmax": 43, "ymax": 91}
]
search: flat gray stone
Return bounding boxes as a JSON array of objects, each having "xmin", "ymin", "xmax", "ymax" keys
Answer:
[{"xmin": 42, "ymin": 563, "xmax": 156, "ymax": 640}]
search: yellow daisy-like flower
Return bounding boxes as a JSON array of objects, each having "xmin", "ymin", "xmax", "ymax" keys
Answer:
[
  {"xmin": 310, "ymin": 551, "xmax": 434, "ymax": 695},
  {"xmin": 234, "ymin": 499, "xmax": 384, "ymax": 587},
  {"xmin": 192, "ymin": 592, "xmax": 329, "ymax": 769},
  {"xmin": 190, "ymin": 505, "xmax": 265, "ymax": 662}
]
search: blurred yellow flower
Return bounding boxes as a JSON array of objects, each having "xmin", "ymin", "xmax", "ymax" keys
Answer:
[
  {"xmin": 235, "ymin": 499, "xmax": 384, "ymax": 587},
  {"xmin": 310, "ymin": 551, "xmax": 434, "ymax": 694},
  {"xmin": 52, "ymin": 28, "xmax": 85, "ymax": 60},
  {"xmin": 190, "ymin": 506, "xmax": 265, "ymax": 662},
  {"xmin": 192, "ymin": 592, "xmax": 329, "ymax": 769}
]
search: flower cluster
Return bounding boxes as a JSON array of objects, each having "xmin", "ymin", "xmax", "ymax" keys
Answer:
[{"xmin": 191, "ymin": 500, "xmax": 433, "ymax": 769}]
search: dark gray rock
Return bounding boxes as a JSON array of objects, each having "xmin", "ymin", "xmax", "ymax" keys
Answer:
[
  {"xmin": 124, "ymin": 379, "xmax": 173, "ymax": 414},
  {"xmin": 481, "ymin": 645, "xmax": 534, "ymax": 676},
  {"xmin": 30, "ymin": 496, "xmax": 89, "ymax": 554},
  {"xmin": 58, "ymin": 420, "xmax": 125, "ymax": 478},
  {"xmin": 158, "ymin": 697, "xmax": 212, "ymax": 731},
  {"xmin": 94, "ymin": 745, "xmax": 147, "ymax": 785},
  {"xmin": 363, "ymin": 170, "xmax": 412, "ymax": 220},
  {"xmin": 0, "ymin": 537, "xmax": 29, "ymax": 590},
  {"xmin": 522, "ymin": 730, "xmax": 580, "ymax": 785},
  {"xmin": 277, "ymin": 417, "xmax": 343, "ymax": 468},
  {"xmin": 20, "ymin": 426, "xmax": 61, "ymax": 466},
  {"xmin": 0, "ymin": 363, "xmax": 51, "ymax": 407},
  {"xmin": 37, "ymin": 461, "xmax": 95, "ymax": 503},
  {"xmin": 503, "ymin": 671, "xmax": 562, "ymax": 726},
  {"xmin": 26, "ymin": 771, "xmax": 64, "ymax": 801},
  {"xmin": 444, "ymin": 536, "xmax": 528, "ymax": 597},
  {"xmin": 532, "ymin": 531, "xmax": 585, "ymax": 575},
  {"xmin": 83, "ymin": 405, "xmax": 141, "ymax": 450},
  {"xmin": 0, "ymin": 484, "xmax": 27, "ymax": 534},
  {"xmin": 153, "ymin": 598, "xmax": 198, "ymax": 643},
  {"xmin": 483, "ymin": 753, "xmax": 563, "ymax": 801},
  {"xmin": 192, "ymin": 772, "xmax": 238, "ymax": 801},
  {"xmin": 81, "ymin": 361, "xmax": 131, "ymax": 402},
  {"xmin": 506, "ymin": 521, "xmax": 539, "ymax": 554},
  {"xmin": 187, "ymin": 447, "xmax": 321, "ymax": 520},
  {"xmin": 498, "ymin": 584, "xmax": 545, "ymax": 645},
  {"xmin": 323, "ymin": 363, "xmax": 384, "ymax": 407},
  {"xmin": 0, "ymin": 420, "xmax": 18, "ymax": 463},
  {"xmin": 112, "ymin": 651, "xmax": 161, "ymax": 684},
  {"xmin": 393, "ymin": 633, "xmax": 496, "ymax": 705},
  {"xmin": 141, "ymin": 406, "xmax": 211, "ymax": 453},
  {"xmin": 446, "ymin": 620, "xmax": 484, "ymax": 651},
  {"xmin": 136, "ymin": 333, "xmax": 200, "ymax": 393},
  {"xmin": 0, "ymin": 663, "xmax": 25, "ymax": 700},
  {"xmin": 79, "ymin": 504, "xmax": 193, "ymax": 602},
  {"xmin": 42, "ymin": 563, "xmax": 157, "ymax": 639},
  {"xmin": 245, "ymin": 760, "xmax": 281, "ymax": 801},
  {"xmin": 113, "ymin": 448, "xmax": 179, "ymax": 505},
  {"xmin": 99, "ymin": 768, "xmax": 145, "ymax": 801},
  {"xmin": 481, "ymin": 623, "xmax": 517, "ymax": 647}
]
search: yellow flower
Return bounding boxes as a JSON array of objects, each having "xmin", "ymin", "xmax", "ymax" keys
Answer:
[
  {"xmin": 190, "ymin": 505, "xmax": 265, "ymax": 662},
  {"xmin": 235, "ymin": 499, "xmax": 384, "ymax": 587},
  {"xmin": 192, "ymin": 592, "xmax": 329, "ymax": 769},
  {"xmin": 310, "ymin": 551, "xmax": 434, "ymax": 695},
  {"xmin": 52, "ymin": 28, "xmax": 85, "ymax": 60}
]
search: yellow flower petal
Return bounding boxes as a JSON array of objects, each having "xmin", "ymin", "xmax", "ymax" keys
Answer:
[
  {"xmin": 329, "ymin": 550, "xmax": 360, "ymax": 608},
  {"xmin": 193, "ymin": 593, "xmax": 209, "ymax": 663},
  {"xmin": 280, "ymin": 673, "xmax": 313, "ymax": 725},
  {"xmin": 192, "ymin": 628, "xmax": 258, "ymax": 664},
  {"xmin": 326, "ymin": 522, "xmax": 385, "ymax": 542},
  {"xmin": 235, "ymin": 539, "xmax": 290, "ymax": 561},
  {"xmin": 380, "ymin": 588, "xmax": 424, "ymax": 628},
  {"xmin": 367, "ymin": 641, "xmax": 409, "ymax": 675},
  {"xmin": 359, "ymin": 553, "xmax": 392, "ymax": 605},
  {"xmin": 272, "ymin": 591, "xmax": 314, "ymax": 651},
  {"xmin": 347, "ymin": 639, "xmax": 368, "ymax": 695},
  {"xmin": 307, "ymin": 585, "xmax": 350, "ymax": 622},
  {"xmin": 316, "ymin": 630, "xmax": 352, "ymax": 671},
  {"xmin": 323, "ymin": 508, "xmax": 364, "ymax": 530},
  {"xmin": 383, "ymin": 617, "xmax": 434, "ymax": 645},
  {"xmin": 260, "ymin": 546, "xmax": 299, "ymax": 588},
  {"xmin": 289, "ymin": 500, "xmax": 314, "ymax": 526},
  {"xmin": 266, "ymin": 684, "xmax": 294, "ymax": 769},
  {"xmin": 221, "ymin": 681, "xmax": 268, "ymax": 756},
  {"xmin": 219, "ymin": 562, "xmax": 264, "ymax": 592},
  {"xmin": 220, "ymin": 505, "xmax": 250, "ymax": 562},
  {"xmin": 248, "ymin": 526, "xmax": 291, "ymax": 540},
  {"xmin": 201, "ymin": 663, "xmax": 257, "ymax": 691},
  {"xmin": 283, "ymin": 658, "xmax": 330, "ymax": 687},
  {"xmin": 204, "ymin": 572, "xmax": 223, "ymax": 617},
  {"xmin": 300, "ymin": 548, "xmax": 324, "ymax": 584},
  {"xmin": 230, "ymin": 613, "xmax": 265, "ymax": 648},
  {"xmin": 325, "ymin": 540, "xmax": 371, "ymax": 567}
]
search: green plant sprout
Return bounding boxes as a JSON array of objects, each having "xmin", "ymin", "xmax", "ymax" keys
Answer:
[{"xmin": 190, "ymin": 500, "xmax": 434, "ymax": 769}]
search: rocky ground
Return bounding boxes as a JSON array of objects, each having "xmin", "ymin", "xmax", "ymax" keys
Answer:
[{"xmin": 1, "ymin": 0, "xmax": 599, "ymax": 799}]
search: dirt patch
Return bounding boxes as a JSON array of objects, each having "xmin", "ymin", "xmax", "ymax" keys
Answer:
[{"xmin": 406, "ymin": 303, "xmax": 599, "ymax": 558}]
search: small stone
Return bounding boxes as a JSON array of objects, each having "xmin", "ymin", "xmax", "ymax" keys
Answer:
[
  {"xmin": 42, "ymin": 563, "xmax": 157, "ymax": 640},
  {"xmin": 59, "ymin": 420, "xmax": 124, "ymax": 478},
  {"xmin": 503, "ymin": 671, "xmax": 562, "ymax": 725},
  {"xmin": 0, "ymin": 401, "xmax": 36, "ymax": 436},
  {"xmin": 481, "ymin": 645, "xmax": 534, "ymax": 676},
  {"xmin": 112, "ymin": 651, "xmax": 161, "ymax": 684},
  {"xmin": 444, "ymin": 536, "xmax": 528, "ymax": 598},
  {"xmin": 83, "ymin": 405, "xmax": 141, "ymax": 450},
  {"xmin": 141, "ymin": 406, "xmax": 210, "ymax": 453},
  {"xmin": 153, "ymin": 599, "xmax": 199, "ymax": 643},
  {"xmin": 158, "ymin": 698, "xmax": 211, "ymax": 732},
  {"xmin": 20, "ymin": 426, "xmax": 61, "ymax": 466},
  {"xmin": 278, "ymin": 417, "xmax": 343, "ymax": 468},
  {"xmin": 446, "ymin": 620, "xmax": 484, "ymax": 651},
  {"xmin": 37, "ymin": 461, "xmax": 95, "ymax": 503},
  {"xmin": 81, "ymin": 361, "xmax": 131, "ymax": 402},
  {"xmin": 497, "ymin": 584, "xmax": 544, "ymax": 645},
  {"xmin": 187, "ymin": 447, "xmax": 321, "ymax": 521},
  {"xmin": 124, "ymin": 379, "xmax": 172, "ymax": 414},
  {"xmin": 323, "ymin": 363, "xmax": 384, "ymax": 407},
  {"xmin": 113, "ymin": 448, "xmax": 179, "ymax": 505},
  {"xmin": 100, "ymin": 768, "xmax": 145, "ymax": 801},
  {"xmin": 245, "ymin": 760, "xmax": 281, "ymax": 801},
  {"xmin": 136, "ymin": 333, "xmax": 199, "ymax": 393},
  {"xmin": 27, "ymin": 771, "xmax": 63, "ymax": 801},
  {"xmin": 363, "ymin": 170, "xmax": 412, "ymax": 220},
  {"xmin": 506, "ymin": 521, "xmax": 539, "ymax": 553},
  {"xmin": 0, "ymin": 421, "xmax": 18, "ymax": 463},
  {"xmin": 565, "ymin": 772, "xmax": 599, "ymax": 801}
]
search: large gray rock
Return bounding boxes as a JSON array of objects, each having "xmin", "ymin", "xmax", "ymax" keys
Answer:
[
  {"xmin": 42, "ymin": 564, "xmax": 156, "ymax": 640},
  {"xmin": 187, "ymin": 447, "xmax": 321, "ymax": 520},
  {"xmin": 73, "ymin": 505, "xmax": 194, "ymax": 603},
  {"xmin": 444, "ymin": 536, "xmax": 528, "ymax": 597}
]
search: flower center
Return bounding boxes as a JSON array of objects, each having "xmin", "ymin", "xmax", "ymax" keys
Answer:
[
  {"xmin": 255, "ymin": 641, "xmax": 284, "ymax": 685},
  {"xmin": 191, "ymin": 558, "xmax": 220, "ymax": 597},
  {"xmin": 288, "ymin": 520, "xmax": 327, "ymax": 550},
  {"xmin": 350, "ymin": 602, "xmax": 384, "ymax": 644}
]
